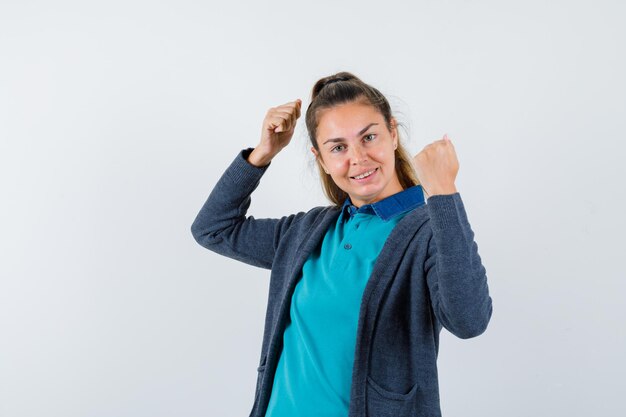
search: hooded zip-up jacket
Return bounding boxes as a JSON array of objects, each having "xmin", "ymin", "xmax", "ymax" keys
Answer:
[{"xmin": 191, "ymin": 148, "xmax": 493, "ymax": 417}]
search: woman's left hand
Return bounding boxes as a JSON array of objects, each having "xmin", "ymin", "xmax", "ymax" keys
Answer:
[{"xmin": 413, "ymin": 134, "xmax": 459, "ymax": 197}]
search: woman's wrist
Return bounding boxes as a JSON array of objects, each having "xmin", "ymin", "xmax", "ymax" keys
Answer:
[
  {"xmin": 426, "ymin": 185, "xmax": 458, "ymax": 197},
  {"xmin": 247, "ymin": 147, "xmax": 274, "ymax": 167}
]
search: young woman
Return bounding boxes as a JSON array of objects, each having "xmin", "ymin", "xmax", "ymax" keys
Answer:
[{"xmin": 191, "ymin": 72, "xmax": 493, "ymax": 417}]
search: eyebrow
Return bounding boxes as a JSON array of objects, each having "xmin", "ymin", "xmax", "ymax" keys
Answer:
[{"xmin": 322, "ymin": 123, "xmax": 378, "ymax": 145}]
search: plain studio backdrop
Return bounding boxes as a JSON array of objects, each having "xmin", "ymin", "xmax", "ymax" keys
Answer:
[{"xmin": 1, "ymin": 0, "xmax": 624, "ymax": 416}]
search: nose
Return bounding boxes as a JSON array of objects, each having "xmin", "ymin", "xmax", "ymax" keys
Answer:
[{"xmin": 350, "ymin": 143, "xmax": 367, "ymax": 165}]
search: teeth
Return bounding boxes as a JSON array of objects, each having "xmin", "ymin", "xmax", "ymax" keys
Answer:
[{"xmin": 353, "ymin": 169, "xmax": 376, "ymax": 179}]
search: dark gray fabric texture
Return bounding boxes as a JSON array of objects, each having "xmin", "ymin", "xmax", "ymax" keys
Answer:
[{"xmin": 191, "ymin": 148, "xmax": 493, "ymax": 417}]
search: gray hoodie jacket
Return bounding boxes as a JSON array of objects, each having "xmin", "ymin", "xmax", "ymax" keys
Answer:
[{"xmin": 191, "ymin": 148, "xmax": 493, "ymax": 417}]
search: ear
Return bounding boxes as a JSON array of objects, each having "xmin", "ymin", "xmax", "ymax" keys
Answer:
[
  {"xmin": 391, "ymin": 118, "xmax": 398, "ymax": 149},
  {"xmin": 311, "ymin": 146, "xmax": 329, "ymax": 174}
]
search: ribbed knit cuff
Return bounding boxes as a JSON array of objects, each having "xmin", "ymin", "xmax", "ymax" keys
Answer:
[
  {"xmin": 225, "ymin": 147, "xmax": 271, "ymax": 187},
  {"xmin": 426, "ymin": 193, "xmax": 464, "ymax": 230}
]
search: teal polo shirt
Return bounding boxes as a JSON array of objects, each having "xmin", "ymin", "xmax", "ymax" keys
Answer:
[{"xmin": 264, "ymin": 185, "xmax": 426, "ymax": 417}]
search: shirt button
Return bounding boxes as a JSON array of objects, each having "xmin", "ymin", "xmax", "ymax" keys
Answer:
[{"xmin": 344, "ymin": 243, "xmax": 352, "ymax": 250}]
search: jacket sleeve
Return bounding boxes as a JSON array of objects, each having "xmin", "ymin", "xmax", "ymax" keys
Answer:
[
  {"xmin": 190, "ymin": 148, "xmax": 306, "ymax": 270},
  {"xmin": 423, "ymin": 193, "xmax": 493, "ymax": 339}
]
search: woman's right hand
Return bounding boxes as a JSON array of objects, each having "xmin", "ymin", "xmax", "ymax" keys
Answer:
[{"xmin": 248, "ymin": 99, "xmax": 302, "ymax": 167}]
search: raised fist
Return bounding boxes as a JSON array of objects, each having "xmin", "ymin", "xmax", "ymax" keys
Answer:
[{"xmin": 413, "ymin": 134, "xmax": 459, "ymax": 197}]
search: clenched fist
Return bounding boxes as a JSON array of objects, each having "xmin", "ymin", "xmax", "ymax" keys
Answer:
[
  {"xmin": 413, "ymin": 134, "xmax": 459, "ymax": 198},
  {"xmin": 248, "ymin": 99, "xmax": 302, "ymax": 167}
]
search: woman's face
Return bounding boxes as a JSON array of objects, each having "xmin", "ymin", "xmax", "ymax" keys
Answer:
[{"xmin": 312, "ymin": 101, "xmax": 403, "ymax": 207}]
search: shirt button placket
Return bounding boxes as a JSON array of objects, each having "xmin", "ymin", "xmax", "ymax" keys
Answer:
[{"xmin": 342, "ymin": 215, "xmax": 362, "ymax": 251}]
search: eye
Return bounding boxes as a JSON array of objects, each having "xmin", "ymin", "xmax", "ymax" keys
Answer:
[
  {"xmin": 331, "ymin": 144, "xmax": 346, "ymax": 153},
  {"xmin": 363, "ymin": 133, "xmax": 376, "ymax": 142}
]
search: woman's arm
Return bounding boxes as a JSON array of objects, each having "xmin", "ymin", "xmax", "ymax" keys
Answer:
[
  {"xmin": 423, "ymin": 193, "xmax": 493, "ymax": 339},
  {"xmin": 191, "ymin": 147, "xmax": 306, "ymax": 270},
  {"xmin": 413, "ymin": 134, "xmax": 492, "ymax": 338},
  {"xmin": 191, "ymin": 99, "xmax": 303, "ymax": 270}
]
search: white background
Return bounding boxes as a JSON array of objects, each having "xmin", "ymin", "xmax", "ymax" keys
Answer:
[{"xmin": 1, "ymin": 0, "xmax": 624, "ymax": 416}]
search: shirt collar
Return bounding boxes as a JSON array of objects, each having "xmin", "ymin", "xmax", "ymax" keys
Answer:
[{"xmin": 340, "ymin": 185, "xmax": 426, "ymax": 222}]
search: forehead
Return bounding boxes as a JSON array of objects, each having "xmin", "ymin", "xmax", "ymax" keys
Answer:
[{"xmin": 317, "ymin": 102, "xmax": 383, "ymax": 138}]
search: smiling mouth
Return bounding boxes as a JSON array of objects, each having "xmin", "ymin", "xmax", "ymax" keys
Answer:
[{"xmin": 351, "ymin": 167, "xmax": 378, "ymax": 180}]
